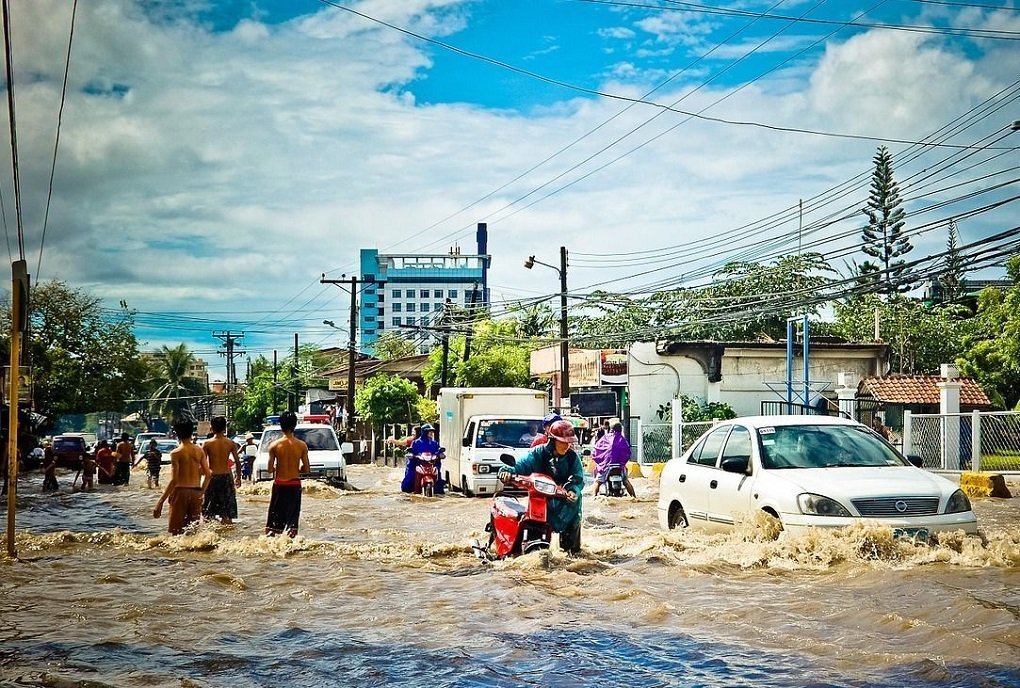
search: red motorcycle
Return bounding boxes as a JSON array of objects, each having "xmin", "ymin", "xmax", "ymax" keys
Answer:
[
  {"xmin": 472, "ymin": 454, "xmax": 570, "ymax": 560},
  {"xmin": 413, "ymin": 452, "xmax": 439, "ymax": 497}
]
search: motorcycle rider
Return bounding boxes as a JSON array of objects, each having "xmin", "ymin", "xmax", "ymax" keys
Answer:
[
  {"xmin": 401, "ymin": 423, "xmax": 445, "ymax": 494},
  {"xmin": 591, "ymin": 422, "xmax": 636, "ymax": 497},
  {"xmin": 498, "ymin": 419, "xmax": 584, "ymax": 554}
]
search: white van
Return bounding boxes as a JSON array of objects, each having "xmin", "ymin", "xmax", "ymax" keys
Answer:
[{"xmin": 253, "ymin": 421, "xmax": 349, "ymax": 485}]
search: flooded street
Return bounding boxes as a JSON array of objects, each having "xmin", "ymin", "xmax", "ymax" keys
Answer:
[{"xmin": 1, "ymin": 464, "xmax": 1018, "ymax": 687}]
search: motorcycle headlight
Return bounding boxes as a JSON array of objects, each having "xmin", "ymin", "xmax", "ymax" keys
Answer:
[
  {"xmin": 797, "ymin": 493, "xmax": 852, "ymax": 517},
  {"xmin": 533, "ymin": 477, "xmax": 557, "ymax": 495},
  {"xmin": 944, "ymin": 489, "xmax": 972, "ymax": 514}
]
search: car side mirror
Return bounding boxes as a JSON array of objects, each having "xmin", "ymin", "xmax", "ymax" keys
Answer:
[
  {"xmin": 462, "ymin": 437, "xmax": 471, "ymax": 447},
  {"xmin": 906, "ymin": 454, "xmax": 923, "ymax": 468},
  {"xmin": 500, "ymin": 453, "xmax": 516, "ymax": 467},
  {"xmin": 721, "ymin": 456, "xmax": 750, "ymax": 474},
  {"xmin": 340, "ymin": 442, "xmax": 354, "ymax": 454}
]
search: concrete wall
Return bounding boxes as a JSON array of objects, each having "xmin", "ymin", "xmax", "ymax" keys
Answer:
[{"xmin": 628, "ymin": 342, "xmax": 887, "ymax": 421}]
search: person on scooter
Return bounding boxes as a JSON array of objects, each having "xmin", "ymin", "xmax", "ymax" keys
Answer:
[
  {"xmin": 528, "ymin": 412, "xmax": 563, "ymax": 448},
  {"xmin": 401, "ymin": 423, "xmax": 445, "ymax": 494},
  {"xmin": 498, "ymin": 419, "xmax": 584, "ymax": 553},
  {"xmin": 591, "ymin": 422, "xmax": 636, "ymax": 497}
]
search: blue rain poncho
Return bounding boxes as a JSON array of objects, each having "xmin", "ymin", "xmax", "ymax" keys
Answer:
[{"xmin": 401, "ymin": 435, "xmax": 445, "ymax": 494}]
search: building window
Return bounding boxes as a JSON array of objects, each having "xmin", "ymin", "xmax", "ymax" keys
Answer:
[
  {"xmin": 392, "ymin": 303, "xmax": 402, "ymax": 313},
  {"xmin": 448, "ymin": 289, "xmax": 458, "ymax": 298},
  {"xmin": 406, "ymin": 317, "xmax": 416, "ymax": 326},
  {"xmin": 377, "ymin": 307, "xmax": 384, "ymax": 317},
  {"xmin": 433, "ymin": 289, "xmax": 442, "ymax": 298},
  {"xmin": 365, "ymin": 315, "xmax": 375, "ymax": 322},
  {"xmin": 406, "ymin": 303, "xmax": 416, "ymax": 313},
  {"xmin": 392, "ymin": 317, "xmax": 401, "ymax": 326},
  {"xmin": 377, "ymin": 321, "xmax": 384, "ymax": 330},
  {"xmin": 366, "ymin": 329, "xmax": 376, "ymax": 335},
  {"xmin": 392, "ymin": 289, "xmax": 401, "ymax": 298},
  {"xmin": 420, "ymin": 316, "xmax": 429, "ymax": 325},
  {"xmin": 419, "ymin": 289, "xmax": 429, "ymax": 298},
  {"xmin": 377, "ymin": 294, "xmax": 385, "ymax": 302}
]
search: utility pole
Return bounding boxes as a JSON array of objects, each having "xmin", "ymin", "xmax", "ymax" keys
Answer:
[
  {"xmin": 559, "ymin": 246, "xmax": 569, "ymax": 407},
  {"xmin": 321, "ymin": 274, "xmax": 377, "ymax": 439},
  {"xmin": 291, "ymin": 332, "xmax": 299, "ymax": 412},
  {"xmin": 6, "ymin": 260, "xmax": 27, "ymax": 558},
  {"xmin": 440, "ymin": 299, "xmax": 451, "ymax": 387},
  {"xmin": 272, "ymin": 350, "xmax": 278, "ymax": 414},
  {"xmin": 462, "ymin": 283, "xmax": 479, "ymax": 363},
  {"xmin": 213, "ymin": 331, "xmax": 244, "ymax": 426}
]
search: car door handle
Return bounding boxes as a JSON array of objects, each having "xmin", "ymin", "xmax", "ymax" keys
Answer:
[
  {"xmin": 710, "ymin": 480, "xmax": 718, "ymax": 489},
  {"xmin": 678, "ymin": 474, "xmax": 686, "ymax": 483}
]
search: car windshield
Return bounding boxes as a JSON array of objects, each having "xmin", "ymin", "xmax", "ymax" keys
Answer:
[
  {"xmin": 758, "ymin": 425, "xmax": 909, "ymax": 469},
  {"xmin": 475, "ymin": 419, "xmax": 543, "ymax": 449},
  {"xmin": 260, "ymin": 427, "xmax": 339, "ymax": 451},
  {"xmin": 154, "ymin": 441, "xmax": 178, "ymax": 453},
  {"xmin": 53, "ymin": 438, "xmax": 84, "ymax": 451}
]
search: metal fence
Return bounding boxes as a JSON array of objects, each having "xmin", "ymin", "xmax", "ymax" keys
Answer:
[
  {"xmin": 630, "ymin": 418, "xmax": 715, "ymax": 464},
  {"xmin": 904, "ymin": 410, "xmax": 1020, "ymax": 472}
]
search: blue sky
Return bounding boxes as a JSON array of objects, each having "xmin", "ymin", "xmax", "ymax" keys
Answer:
[{"xmin": 4, "ymin": 0, "xmax": 1019, "ymax": 379}]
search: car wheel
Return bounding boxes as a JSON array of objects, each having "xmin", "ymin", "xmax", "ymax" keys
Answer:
[
  {"xmin": 462, "ymin": 475, "xmax": 474, "ymax": 498},
  {"xmin": 667, "ymin": 501, "xmax": 689, "ymax": 530},
  {"xmin": 760, "ymin": 509, "xmax": 784, "ymax": 539}
]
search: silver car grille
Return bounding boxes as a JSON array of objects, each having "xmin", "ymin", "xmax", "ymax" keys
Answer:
[{"xmin": 850, "ymin": 497, "xmax": 940, "ymax": 517}]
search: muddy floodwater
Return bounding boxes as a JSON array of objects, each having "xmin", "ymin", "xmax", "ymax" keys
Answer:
[{"xmin": 1, "ymin": 463, "xmax": 1018, "ymax": 687}]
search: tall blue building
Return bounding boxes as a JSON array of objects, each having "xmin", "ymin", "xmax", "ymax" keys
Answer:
[{"xmin": 359, "ymin": 223, "xmax": 490, "ymax": 354}]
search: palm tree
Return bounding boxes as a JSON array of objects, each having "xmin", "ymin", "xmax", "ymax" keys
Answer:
[{"xmin": 148, "ymin": 344, "xmax": 197, "ymax": 421}]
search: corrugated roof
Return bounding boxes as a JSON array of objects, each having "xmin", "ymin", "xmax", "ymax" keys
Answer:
[{"xmin": 858, "ymin": 375, "xmax": 992, "ymax": 407}]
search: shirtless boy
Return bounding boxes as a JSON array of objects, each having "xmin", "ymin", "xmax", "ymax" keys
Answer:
[
  {"xmin": 153, "ymin": 417, "xmax": 211, "ymax": 535},
  {"xmin": 114, "ymin": 433, "xmax": 134, "ymax": 485},
  {"xmin": 265, "ymin": 410, "xmax": 310, "ymax": 538},
  {"xmin": 202, "ymin": 416, "xmax": 242, "ymax": 525}
]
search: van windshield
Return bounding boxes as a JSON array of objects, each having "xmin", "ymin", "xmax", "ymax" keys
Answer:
[
  {"xmin": 53, "ymin": 437, "xmax": 85, "ymax": 452},
  {"xmin": 260, "ymin": 428, "xmax": 339, "ymax": 451},
  {"xmin": 475, "ymin": 419, "xmax": 543, "ymax": 449}
]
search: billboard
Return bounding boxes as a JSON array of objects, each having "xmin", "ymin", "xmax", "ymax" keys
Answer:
[
  {"xmin": 572, "ymin": 389, "xmax": 618, "ymax": 417},
  {"xmin": 600, "ymin": 350, "xmax": 628, "ymax": 386}
]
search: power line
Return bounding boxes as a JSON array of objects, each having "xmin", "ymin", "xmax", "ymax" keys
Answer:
[{"xmin": 37, "ymin": 0, "xmax": 78, "ymax": 281}]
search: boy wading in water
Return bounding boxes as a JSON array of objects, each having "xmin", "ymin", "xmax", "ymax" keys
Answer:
[
  {"xmin": 153, "ymin": 417, "xmax": 211, "ymax": 535},
  {"xmin": 265, "ymin": 410, "xmax": 309, "ymax": 538},
  {"xmin": 202, "ymin": 415, "xmax": 242, "ymax": 525}
]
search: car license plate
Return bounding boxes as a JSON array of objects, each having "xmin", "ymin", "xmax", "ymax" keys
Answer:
[{"xmin": 893, "ymin": 527, "xmax": 930, "ymax": 544}]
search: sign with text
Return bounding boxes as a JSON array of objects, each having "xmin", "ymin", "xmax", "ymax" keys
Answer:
[
  {"xmin": 328, "ymin": 378, "xmax": 346, "ymax": 392},
  {"xmin": 2, "ymin": 366, "xmax": 31, "ymax": 404},
  {"xmin": 600, "ymin": 350, "xmax": 628, "ymax": 386}
]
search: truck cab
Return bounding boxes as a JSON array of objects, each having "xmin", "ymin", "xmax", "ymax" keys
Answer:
[{"xmin": 455, "ymin": 416, "xmax": 545, "ymax": 496}]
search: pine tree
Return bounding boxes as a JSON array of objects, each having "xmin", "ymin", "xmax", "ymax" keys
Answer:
[
  {"xmin": 861, "ymin": 146, "xmax": 911, "ymax": 295},
  {"xmin": 938, "ymin": 220, "xmax": 964, "ymax": 303}
]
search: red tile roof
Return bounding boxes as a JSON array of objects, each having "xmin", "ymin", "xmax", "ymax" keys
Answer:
[{"xmin": 858, "ymin": 375, "xmax": 992, "ymax": 407}]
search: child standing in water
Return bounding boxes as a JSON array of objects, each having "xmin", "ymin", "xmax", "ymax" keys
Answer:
[
  {"xmin": 133, "ymin": 438, "xmax": 163, "ymax": 488},
  {"xmin": 265, "ymin": 410, "xmax": 309, "ymax": 538},
  {"xmin": 153, "ymin": 417, "xmax": 211, "ymax": 535}
]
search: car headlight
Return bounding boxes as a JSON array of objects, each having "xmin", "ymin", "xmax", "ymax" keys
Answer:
[
  {"xmin": 797, "ymin": 493, "xmax": 852, "ymax": 517},
  {"xmin": 944, "ymin": 489, "xmax": 972, "ymax": 514}
]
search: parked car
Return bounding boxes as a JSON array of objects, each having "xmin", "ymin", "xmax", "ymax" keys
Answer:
[
  {"xmin": 657, "ymin": 415, "xmax": 977, "ymax": 539},
  {"xmin": 133, "ymin": 432, "xmax": 168, "ymax": 459},
  {"xmin": 51, "ymin": 435, "xmax": 88, "ymax": 469},
  {"xmin": 253, "ymin": 421, "xmax": 348, "ymax": 484}
]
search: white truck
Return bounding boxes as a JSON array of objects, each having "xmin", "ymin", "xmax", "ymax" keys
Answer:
[{"xmin": 438, "ymin": 387, "xmax": 548, "ymax": 497}]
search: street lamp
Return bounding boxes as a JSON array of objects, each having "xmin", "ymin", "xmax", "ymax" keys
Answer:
[{"xmin": 524, "ymin": 246, "xmax": 569, "ymax": 408}]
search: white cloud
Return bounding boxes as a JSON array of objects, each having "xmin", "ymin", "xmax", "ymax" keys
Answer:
[
  {"xmin": 598, "ymin": 27, "xmax": 636, "ymax": 40},
  {"xmin": 1, "ymin": 1, "xmax": 1016, "ymax": 375}
]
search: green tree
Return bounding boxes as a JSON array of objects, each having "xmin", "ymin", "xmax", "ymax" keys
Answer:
[
  {"xmin": 458, "ymin": 345, "xmax": 535, "ymax": 388},
  {"xmin": 938, "ymin": 220, "xmax": 965, "ymax": 304},
  {"xmin": 354, "ymin": 373, "xmax": 420, "ymax": 425},
  {"xmin": 832, "ymin": 294, "xmax": 972, "ymax": 374},
  {"xmin": 956, "ymin": 256, "xmax": 1020, "ymax": 409},
  {"xmin": 147, "ymin": 343, "xmax": 204, "ymax": 420},
  {"xmin": 372, "ymin": 332, "xmax": 418, "ymax": 360},
  {"xmin": 1, "ymin": 281, "xmax": 148, "ymax": 420},
  {"xmin": 862, "ymin": 145, "xmax": 912, "ymax": 295},
  {"xmin": 231, "ymin": 356, "xmax": 279, "ymax": 430}
]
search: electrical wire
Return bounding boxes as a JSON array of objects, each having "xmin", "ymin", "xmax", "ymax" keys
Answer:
[{"xmin": 37, "ymin": 0, "xmax": 78, "ymax": 281}]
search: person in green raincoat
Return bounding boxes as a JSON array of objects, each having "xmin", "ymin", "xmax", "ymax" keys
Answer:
[{"xmin": 497, "ymin": 419, "xmax": 584, "ymax": 553}]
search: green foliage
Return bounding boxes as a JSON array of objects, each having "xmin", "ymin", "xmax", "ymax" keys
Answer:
[
  {"xmin": 422, "ymin": 317, "xmax": 544, "ymax": 389},
  {"xmin": 458, "ymin": 344, "xmax": 535, "ymax": 388},
  {"xmin": 938, "ymin": 221, "xmax": 965, "ymax": 304},
  {"xmin": 956, "ymin": 258, "xmax": 1020, "ymax": 409},
  {"xmin": 372, "ymin": 332, "xmax": 418, "ymax": 361},
  {"xmin": 656, "ymin": 394, "xmax": 736, "ymax": 422},
  {"xmin": 354, "ymin": 373, "xmax": 420, "ymax": 425},
  {"xmin": 2, "ymin": 281, "xmax": 149, "ymax": 420},
  {"xmin": 861, "ymin": 145, "xmax": 912, "ymax": 295},
  {"xmin": 833, "ymin": 294, "xmax": 972, "ymax": 374},
  {"xmin": 147, "ymin": 343, "xmax": 203, "ymax": 420},
  {"xmin": 415, "ymin": 395, "xmax": 438, "ymax": 424},
  {"xmin": 231, "ymin": 358, "xmax": 278, "ymax": 430}
]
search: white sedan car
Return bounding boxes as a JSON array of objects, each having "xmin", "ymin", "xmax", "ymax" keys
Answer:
[
  {"xmin": 253, "ymin": 422, "xmax": 348, "ymax": 484},
  {"xmin": 658, "ymin": 416, "xmax": 977, "ymax": 538}
]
